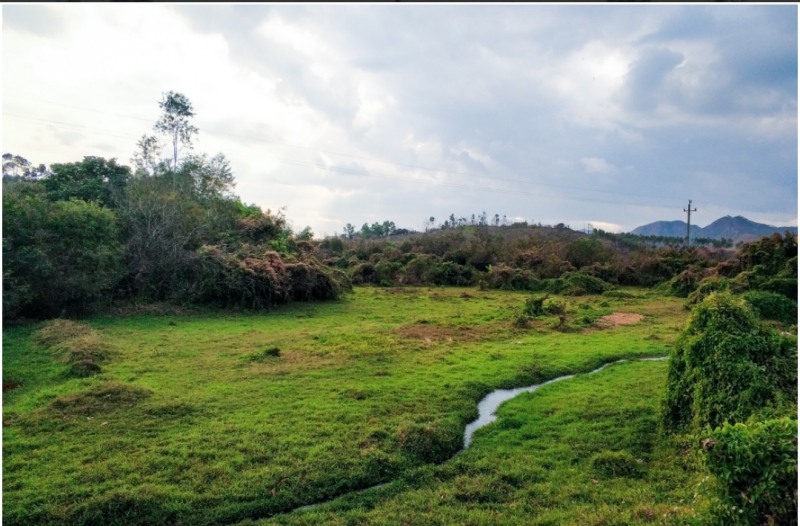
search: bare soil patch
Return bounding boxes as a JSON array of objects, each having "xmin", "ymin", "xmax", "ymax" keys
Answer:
[
  {"xmin": 396, "ymin": 323, "xmax": 493, "ymax": 343},
  {"xmin": 597, "ymin": 312, "xmax": 644, "ymax": 327}
]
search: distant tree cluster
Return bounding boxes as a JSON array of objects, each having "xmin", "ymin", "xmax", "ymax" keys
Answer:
[{"xmin": 3, "ymin": 92, "xmax": 345, "ymax": 321}]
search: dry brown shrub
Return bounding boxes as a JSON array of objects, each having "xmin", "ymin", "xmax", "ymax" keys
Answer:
[
  {"xmin": 35, "ymin": 319, "xmax": 93, "ymax": 347},
  {"xmin": 49, "ymin": 383, "xmax": 152, "ymax": 415}
]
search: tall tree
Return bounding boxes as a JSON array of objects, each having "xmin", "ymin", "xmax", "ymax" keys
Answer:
[{"xmin": 154, "ymin": 91, "xmax": 198, "ymax": 171}]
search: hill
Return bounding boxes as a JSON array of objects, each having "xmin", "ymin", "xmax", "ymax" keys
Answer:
[
  {"xmin": 631, "ymin": 215, "xmax": 796, "ymax": 242},
  {"xmin": 697, "ymin": 215, "xmax": 797, "ymax": 243},
  {"xmin": 631, "ymin": 220, "xmax": 700, "ymax": 238}
]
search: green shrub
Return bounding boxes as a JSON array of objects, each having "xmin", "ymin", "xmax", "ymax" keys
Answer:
[
  {"xmin": 248, "ymin": 347, "xmax": 281, "ymax": 361},
  {"xmin": 658, "ymin": 268, "xmax": 702, "ymax": 298},
  {"xmin": 590, "ymin": 450, "xmax": 643, "ymax": 479},
  {"xmin": 686, "ymin": 277, "xmax": 730, "ymax": 307},
  {"xmin": 3, "ymin": 194, "xmax": 125, "ymax": 319},
  {"xmin": 702, "ymin": 418, "xmax": 797, "ymax": 526},
  {"xmin": 523, "ymin": 294, "xmax": 548, "ymax": 317},
  {"xmin": 761, "ymin": 277, "xmax": 798, "ymax": 301},
  {"xmin": 662, "ymin": 293, "xmax": 797, "ymax": 433},
  {"xmin": 742, "ymin": 290, "xmax": 798, "ymax": 323},
  {"xmin": 561, "ymin": 272, "xmax": 611, "ymax": 295},
  {"xmin": 543, "ymin": 298, "xmax": 566, "ymax": 317}
]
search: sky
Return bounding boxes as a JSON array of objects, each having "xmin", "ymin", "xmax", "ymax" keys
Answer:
[{"xmin": 3, "ymin": 4, "xmax": 797, "ymax": 237}]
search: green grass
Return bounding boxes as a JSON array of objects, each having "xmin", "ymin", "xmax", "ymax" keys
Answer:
[
  {"xmin": 266, "ymin": 360, "xmax": 704, "ymax": 526},
  {"xmin": 3, "ymin": 287, "xmax": 691, "ymax": 525}
]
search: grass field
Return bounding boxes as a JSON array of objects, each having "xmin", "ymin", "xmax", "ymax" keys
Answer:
[{"xmin": 3, "ymin": 287, "xmax": 695, "ymax": 525}]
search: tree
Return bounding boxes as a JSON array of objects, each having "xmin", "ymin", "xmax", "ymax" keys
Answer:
[
  {"xmin": 176, "ymin": 153, "xmax": 235, "ymax": 201},
  {"xmin": 131, "ymin": 135, "xmax": 163, "ymax": 176},
  {"xmin": 44, "ymin": 157, "xmax": 130, "ymax": 208},
  {"xmin": 343, "ymin": 223, "xmax": 355, "ymax": 239},
  {"xmin": 154, "ymin": 91, "xmax": 198, "ymax": 171},
  {"xmin": 297, "ymin": 226, "xmax": 314, "ymax": 240},
  {"xmin": 2, "ymin": 153, "xmax": 48, "ymax": 180}
]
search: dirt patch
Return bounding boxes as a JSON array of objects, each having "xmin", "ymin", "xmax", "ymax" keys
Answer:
[
  {"xmin": 598, "ymin": 312, "xmax": 644, "ymax": 327},
  {"xmin": 3, "ymin": 381, "xmax": 22, "ymax": 393},
  {"xmin": 396, "ymin": 323, "xmax": 492, "ymax": 343},
  {"xmin": 459, "ymin": 292, "xmax": 473, "ymax": 300}
]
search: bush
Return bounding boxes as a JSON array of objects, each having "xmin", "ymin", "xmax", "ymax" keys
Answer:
[
  {"xmin": 590, "ymin": 450, "xmax": 643, "ymax": 479},
  {"xmin": 523, "ymin": 294, "xmax": 548, "ymax": 317},
  {"xmin": 662, "ymin": 293, "xmax": 797, "ymax": 433},
  {"xmin": 685, "ymin": 277, "xmax": 730, "ymax": 307},
  {"xmin": 543, "ymin": 298, "xmax": 566, "ymax": 317},
  {"xmin": 248, "ymin": 347, "xmax": 281, "ymax": 361},
  {"xmin": 742, "ymin": 290, "xmax": 798, "ymax": 323},
  {"xmin": 659, "ymin": 268, "xmax": 703, "ymax": 298},
  {"xmin": 702, "ymin": 418, "xmax": 797, "ymax": 526},
  {"xmin": 561, "ymin": 272, "xmax": 612, "ymax": 295},
  {"xmin": 3, "ymin": 195, "xmax": 125, "ymax": 319},
  {"xmin": 761, "ymin": 277, "xmax": 798, "ymax": 301},
  {"xmin": 191, "ymin": 247, "xmax": 346, "ymax": 308}
]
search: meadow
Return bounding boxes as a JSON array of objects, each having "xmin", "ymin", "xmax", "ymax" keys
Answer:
[{"xmin": 4, "ymin": 287, "xmax": 694, "ymax": 525}]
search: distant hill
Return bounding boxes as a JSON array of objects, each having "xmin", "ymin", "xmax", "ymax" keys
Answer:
[
  {"xmin": 631, "ymin": 215, "xmax": 796, "ymax": 243},
  {"xmin": 631, "ymin": 220, "xmax": 700, "ymax": 238}
]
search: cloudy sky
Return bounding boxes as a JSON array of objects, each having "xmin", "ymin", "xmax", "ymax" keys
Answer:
[{"xmin": 3, "ymin": 4, "xmax": 797, "ymax": 236}]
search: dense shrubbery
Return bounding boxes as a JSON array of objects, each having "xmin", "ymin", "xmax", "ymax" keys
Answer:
[
  {"xmin": 3, "ymin": 187, "xmax": 124, "ymax": 319},
  {"xmin": 702, "ymin": 417, "xmax": 797, "ymax": 526},
  {"xmin": 661, "ymin": 292, "xmax": 797, "ymax": 525},
  {"xmin": 663, "ymin": 293, "xmax": 796, "ymax": 432},
  {"xmin": 3, "ymin": 154, "xmax": 345, "ymax": 321}
]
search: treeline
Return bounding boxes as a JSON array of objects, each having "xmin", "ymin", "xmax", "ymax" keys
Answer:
[
  {"xmin": 658, "ymin": 232, "xmax": 797, "ymax": 525},
  {"xmin": 313, "ymin": 224, "xmax": 739, "ymax": 293},
  {"xmin": 593, "ymin": 228, "xmax": 734, "ymax": 249},
  {"xmin": 2, "ymin": 92, "xmax": 346, "ymax": 322}
]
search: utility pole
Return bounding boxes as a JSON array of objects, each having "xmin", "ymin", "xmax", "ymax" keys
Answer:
[{"xmin": 684, "ymin": 200, "xmax": 697, "ymax": 246}]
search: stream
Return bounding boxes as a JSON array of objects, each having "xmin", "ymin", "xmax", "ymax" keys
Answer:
[{"xmin": 293, "ymin": 355, "xmax": 668, "ymax": 514}]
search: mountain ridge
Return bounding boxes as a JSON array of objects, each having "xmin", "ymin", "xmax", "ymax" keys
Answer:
[{"xmin": 631, "ymin": 215, "xmax": 796, "ymax": 243}]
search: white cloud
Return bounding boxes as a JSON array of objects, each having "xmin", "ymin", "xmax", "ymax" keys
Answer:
[{"xmin": 580, "ymin": 157, "xmax": 617, "ymax": 174}]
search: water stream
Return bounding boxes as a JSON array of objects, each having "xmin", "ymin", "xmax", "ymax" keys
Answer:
[{"xmin": 294, "ymin": 355, "xmax": 668, "ymax": 514}]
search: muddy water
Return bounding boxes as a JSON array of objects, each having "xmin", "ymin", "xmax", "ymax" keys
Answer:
[{"xmin": 294, "ymin": 355, "xmax": 667, "ymax": 514}]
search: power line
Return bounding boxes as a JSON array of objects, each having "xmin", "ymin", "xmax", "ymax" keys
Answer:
[{"xmin": 6, "ymin": 96, "xmax": 687, "ymax": 203}]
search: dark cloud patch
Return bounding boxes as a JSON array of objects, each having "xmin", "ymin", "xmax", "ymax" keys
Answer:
[{"xmin": 620, "ymin": 47, "xmax": 685, "ymax": 112}]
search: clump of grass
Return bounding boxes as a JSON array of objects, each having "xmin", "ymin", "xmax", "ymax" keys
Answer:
[
  {"xmin": 49, "ymin": 383, "xmax": 152, "ymax": 415},
  {"xmin": 35, "ymin": 319, "xmax": 93, "ymax": 347},
  {"xmin": 52, "ymin": 334, "xmax": 115, "ymax": 364},
  {"xmin": 599, "ymin": 300, "xmax": 611, "ymax": 307},
  {"xmin": 247, "ymin": 347, "xmax": 281, "ymax": 362},
  {"xmin": 68, "ymin": 359, "xmax": 102, "ymax": 378},
  {"xmin": 590, "ymin": 450, "xmax": 643, "ymax": 479},
  {"xmin": 512, "ymin": 315, "xmax": 531, "ymax": 328}
]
